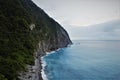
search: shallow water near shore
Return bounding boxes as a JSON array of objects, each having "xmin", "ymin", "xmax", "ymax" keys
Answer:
[{"xmin": 42, "ymin": 40, "xmax": 120, "ymax": 80}]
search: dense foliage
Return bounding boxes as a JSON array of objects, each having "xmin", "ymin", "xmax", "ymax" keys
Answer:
[{"xmin": 0, "ymin": 0, "xmax": 71, "ymax": 80}]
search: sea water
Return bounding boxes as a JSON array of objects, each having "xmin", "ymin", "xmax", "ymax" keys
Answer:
[{"xmin": 42, "ymin": 40, "xmax": 120, "ymax": 80}]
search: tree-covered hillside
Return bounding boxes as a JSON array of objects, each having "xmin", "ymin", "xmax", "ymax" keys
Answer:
[{"xmin": 0, "ymin": 0, "xmax": 72, "ymax": 80}]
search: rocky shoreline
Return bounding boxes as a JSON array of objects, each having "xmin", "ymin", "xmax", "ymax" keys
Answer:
[
  {"xmin": 0, "ymin": 0, "xmax": 72, "ymax": 79},
  {"xmin": 19, "ymin": 47, "xmax": 70, "ymax": 80},
  {"xmin": 19, "ymin": 56, "xmax": 43, "ymax": 80}
]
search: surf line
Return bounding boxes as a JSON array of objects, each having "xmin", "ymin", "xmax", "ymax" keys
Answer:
[{"xmin": 41, "ymin": 49, "xmax": 61, "ymax": 80}]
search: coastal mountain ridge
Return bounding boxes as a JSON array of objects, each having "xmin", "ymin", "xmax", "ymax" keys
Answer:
[
  {"xmin": 67, "ymin": 20, "xmax": 120, "ymax": 40},
  {"xmin": 0, "ymin": 0, "xmax": 72, "ymax": 80}
]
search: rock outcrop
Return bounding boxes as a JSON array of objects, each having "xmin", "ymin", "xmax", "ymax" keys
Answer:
[{"xmin": 0, "ymin": 0, "xmax": 72, "ymax": 80}]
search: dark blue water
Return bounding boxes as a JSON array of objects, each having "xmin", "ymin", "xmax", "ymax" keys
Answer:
[{"xmin": 43, "ymin": 40, "xmax": 120, "ymax": 80}]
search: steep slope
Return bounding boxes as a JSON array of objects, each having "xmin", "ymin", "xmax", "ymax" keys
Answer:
[{"xmin": 0, "ymin": 0, "xmax": 72, "ymax": 80}]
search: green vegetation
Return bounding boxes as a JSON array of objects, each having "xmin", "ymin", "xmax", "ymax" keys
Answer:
[
  {"xmin": 0, "ymin": 0, "xmax": 71, "ymax": 80},
  {"xmin": 0, "ymin": 73, "xmax": 7, "ymax": 80}
]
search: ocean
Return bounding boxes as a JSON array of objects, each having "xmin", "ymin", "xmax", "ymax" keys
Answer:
[{"xmin": 41, "ymin": 40, "xmax": 120, "ymax": 80}]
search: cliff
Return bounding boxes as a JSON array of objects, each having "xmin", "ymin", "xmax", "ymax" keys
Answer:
[{"xmin": 0, "ymin": 0, "xmax": 72, "ymax": 80}]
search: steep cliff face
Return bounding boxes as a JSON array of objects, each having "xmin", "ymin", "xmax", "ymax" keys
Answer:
[
  {"xmin": 20, "ymin": 0, "xmax": 72, "ymax": 51},
  {"xmin": 0, "ymin": 0, "xmax": 72, "ymax": 80}
]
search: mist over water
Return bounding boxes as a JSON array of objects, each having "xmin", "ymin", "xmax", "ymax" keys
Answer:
[{"xmin": 43, "ymin": 40, "xmax": 120, "ymax": 80}]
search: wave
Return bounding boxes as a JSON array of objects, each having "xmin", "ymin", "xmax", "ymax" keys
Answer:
[
  {"xmin": 41, "ymin": 56, "xmax": 48, "ymax": 80},
  {"xmin": 41, "ymin": 49, "xmax": 61, "ymax": 80}
]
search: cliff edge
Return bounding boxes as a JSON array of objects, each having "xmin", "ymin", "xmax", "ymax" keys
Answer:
[{"xmin": 0, "ymin": 0, "xmax": 72, "ymax": 80}]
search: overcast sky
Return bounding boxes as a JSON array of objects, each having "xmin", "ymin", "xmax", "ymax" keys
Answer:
[{"xmin": 32, "ymin": 0, "xmax": 120, "ymax": 40}]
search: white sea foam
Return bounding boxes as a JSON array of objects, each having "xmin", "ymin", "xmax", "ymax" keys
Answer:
[
  {"xmin": 41, "ymin": 49, "xmax": 61, "ymax": 80},
  {"xmin": 41, "ymin": 56, "xmax": 48, "ymax": 80}
]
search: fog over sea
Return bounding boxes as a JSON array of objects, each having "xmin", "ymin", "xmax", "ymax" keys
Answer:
[{"xmin": 41, "ymin": 40, "xmax": 120, "ymax": 80}]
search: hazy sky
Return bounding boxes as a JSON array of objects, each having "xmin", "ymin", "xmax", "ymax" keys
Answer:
[
  {"xmin": 32, "ymin": 0, "xmax": 120, "ymax": 26},
  {"xmin": 32, "ymin": 0, "xmax": 120, "ymax": 40}
]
